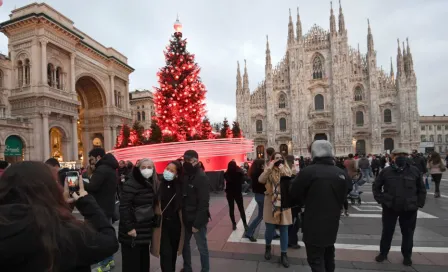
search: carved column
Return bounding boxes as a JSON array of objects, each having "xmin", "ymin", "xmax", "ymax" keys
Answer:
[
  {"xmin": 42, "ymin": 111, "xmax": 50, "ymax": 159},
  {"xmin": 71, "ymin": 117, "xmax": 78, "ymax": 161},
  {"xmin": 103, "ymin": 126, "xmax": 112, "ymax": 152},
  {"xmin": 40, "ymin": 40, "xmax": 48, "ymax": 85},
  {"xmin": 111, "ymin": 125, "xmax": 117, "ymax": 147},
  {"xmin": 70, "ymin": 53, "xmax": 76, "ymax": 93},
  {"xmin": 125, "ymin": 81, "xmax": 130, "ymax": 110},
  {"xmin": 109, "ymin": 74, "xmax": 115, "ymax": 107}
]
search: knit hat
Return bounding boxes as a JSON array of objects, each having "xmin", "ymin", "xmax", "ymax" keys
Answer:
[{"xmin": 311, "ymin": 140, "xmax": 334, "ymax": 158}]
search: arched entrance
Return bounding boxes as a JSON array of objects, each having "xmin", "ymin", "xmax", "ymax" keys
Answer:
[
  {"xmin": 76, "ymin": 76, "xmax": 106, "ymax": 164},
  {"xmin": 256, "ymin": 145, "xmax": 265, "ymax": 159},
  {"xmin": 49, "ymin": 127, "xmax": 68, "ymax": 162},
  {"xmin": 356, "ymin": 140, "xmax": 366, "ymax": 155},
  {"xmin": 280, "ymin": 144, "xmax": 288, "ymax": 156},
  {"xmin": 4, "ymin": 135, "xmax": 24, "ymax": 163},
  {"xmin": 384, "ymin": 138, "xmax": 394, "ymax": 152},
  {"xmin": 314, "ymin": 133, "xmax": 328, "ymax": 141}
]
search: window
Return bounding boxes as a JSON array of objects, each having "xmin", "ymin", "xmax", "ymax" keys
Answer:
[
  {"xmin": 421, "ymin": 126, "xmax": 425, "ymax": 131},
  {"xmin": 142, "ymin": 111, "xmax": 146, "ymax": 121},
  {"xmin": 256, "ymin": 120, "xmax": 263, "ymax": 133},
  {"xmin": 384, "ymin": 109, "xmax": 392, "ymax": 123},
  {"xmin": 429, "ymin": 125, "xmax": 433, "ymax": 131},
  {"xmin": 430, "ymin": 135, "xmax": 434, "ymax": 142},
  {"xmin": 354, "ymin": 86, "xmax": 363, "ymax": 101},
  {"xmin": 279, "ymin": 118, "xmax": 287, "ymax": 131},
  {"xmin": 18, "ymin": 60, "xmax": 23, "ymax": 87},
  {"xmin": 437, "ymin": 125, "xmax": 442, "ymax": 131},
  {"xmin": 142, "ymin": 105, "xmax": 144, "ymax": 108},
  {"xmin": 445, "ymin": 125, "xmax": 448, "ymax": 130},
  {"xmin": 356, "ymin": 111, "xmax": 364, "ymax": 126},
  {"xmin": 438, "ymin": 135, "xmax": 442, "ymax": 143},
  {"xmin": 56, "ymin": 67, "xmax": 62, "ymax": 89},
  {"xmin": 118, "ymin": 92, "xmax": 122, "ymax": 108},
  {"xmin": 137, "ymin": 112, "xmax": 141, "ymax": 122},
  {"xmin": 439, "ymin": 146, "xmax": 443, "ymax": 153},
  {"xmin": 24, "ymin": 59, "xmax": 30, "ymax": 85},
  {"xmin": 256, "ymin": 145, "xmax": 265, "ymax": 159},
  {"xmin": 47, "ymin": 63, "xmax": 54, "ymax": 86},
  {"xmin": 446, "ymin": 135, "xmax": 448, "ymax": 143},
  {"xmin": 0, "ymin": 69, "xmax": 3, "ymax": 88},
  {"xmin": 314, "ymin": 94, "xmax": 324, "ymax": 110},
  {"xmin": 312, "ymin": 55, "xmax": 324, "ymax": 79},
  {"xmin": 421, "ymin": 135, "xmax": 426, "ymax": 142},
  {"xmin": 137, "ymin": 106, "xmax": 140, "ymax": 110},
  {"xmin": 278, "ymin": 93, "xmax": 286, "ymax": 108}
]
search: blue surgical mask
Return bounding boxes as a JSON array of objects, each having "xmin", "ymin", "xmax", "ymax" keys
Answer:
[{"xmin": 163, "ymin": 170, "xmax": 175, "ymax": 181}]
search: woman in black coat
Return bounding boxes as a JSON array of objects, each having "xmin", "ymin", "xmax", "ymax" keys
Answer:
[
  {"xmin": 0, "ymin": 161, "xmax": 118, "ymax": 272},
  {"xmin": 224, "ymin": 161, "xmax": 248, "ymax": 231},
  {"xmin": 119, "ymin": 158, "xmax": 158, "ymax": 272}
]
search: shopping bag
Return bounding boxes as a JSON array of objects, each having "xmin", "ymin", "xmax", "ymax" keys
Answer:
[{"xmin": 425, "ymin": 175, "xmax": 430, "ymax": 190}]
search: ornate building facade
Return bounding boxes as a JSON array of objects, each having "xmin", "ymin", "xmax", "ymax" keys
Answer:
[
  {"xmin": 0, "ymin": 3, "xmax": 133, "ymax": 164},
  {"xmin": 236, "ymin": 3, "xmax": 419, "ymax": 158},
  {"xmin": 130, "ymin": 89, "xmax": 155, "ymax": 129}
]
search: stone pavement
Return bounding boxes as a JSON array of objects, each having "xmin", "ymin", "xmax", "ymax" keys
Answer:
[{"xmin": 83, "ymin": 172, "xmax": 448, "ymax": 271}]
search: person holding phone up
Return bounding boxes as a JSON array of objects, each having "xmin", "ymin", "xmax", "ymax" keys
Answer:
[
  {"xmin": 258, "ymin": 152, "xmax": 293, "ymax": 268},
  {"xmin": 118, "ymin": 158, "xmax": 159, "ymax": 272}
]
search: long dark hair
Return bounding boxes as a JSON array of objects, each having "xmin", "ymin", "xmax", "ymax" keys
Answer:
[
  {"xmin": 226, "ymin": 161, "xmax": 239, "ymax": 174},
  {"xmin": 248, "ymin": 159, "xmax": 265, "ymax": 180},
  {"xmin": 0, "ymin": 161, "xmax": 90, "ymax": 271},
  {"xmin": 429, "ymin": 152, "xmax": 442, "ymax": 165}
]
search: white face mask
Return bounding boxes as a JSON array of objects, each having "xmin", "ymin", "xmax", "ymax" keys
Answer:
[{"xmin": 140, "ymin": 168, "xmax": 153, "ymax": 179}]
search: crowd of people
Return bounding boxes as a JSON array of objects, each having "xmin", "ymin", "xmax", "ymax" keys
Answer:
[{"xmin": 0, "ymin": 141, "xmax": 445, "ymax": 272}]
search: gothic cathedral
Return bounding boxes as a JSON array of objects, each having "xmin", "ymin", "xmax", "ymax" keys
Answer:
[{"xmin": 236, "ymin": 3, "xmax": 419, "ymax": 158}]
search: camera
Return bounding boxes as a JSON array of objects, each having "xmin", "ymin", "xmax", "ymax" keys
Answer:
[{"xmin": 274, "ymin": 159, "xmax": 284, "ymax": 167}]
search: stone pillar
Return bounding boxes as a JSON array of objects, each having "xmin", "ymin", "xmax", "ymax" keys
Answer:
[
  {"xmin": 111, "ymin": 126, "xmax": 117, "ymax": 147},
  {"xmin": 83, "ymin": 130, "xmax": 90, "ymax": 165},
  {"xmin": 71, "ymin": 117, "xmax": 78, "ymax": 161},
  {"xmin": 42, "ymin": 111, "xmax": 50, "ymax": 160},
  {"xmin": 40, "ymin": 40, "xmax": 48, "ymax": 85},
  {"xmin": 109, "ymin": 74, "xmax": 115, "ymax": 107},
  {"xmin": 125, "ymin": 81, "xmax": 130, "ymax": 110},
  {"xmin": 70, "ymin": 53, "xmax": 76, "ymax": 92},
  {"xmin": 103, "ymin": 126, "xmax": 112, "ymax": 152}
]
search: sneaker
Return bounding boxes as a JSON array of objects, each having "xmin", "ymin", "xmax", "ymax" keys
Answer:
[
  {"xmin": 375, "ymin": 254, "xmax": 387, "ymax": 263},
  {"xmin": 344, "ymin": 210, "xmax": 349, "ymax": 216},
  {"xmin": 108, "ymin": 260, "xmax": 115, "ymax": 268},
  {"xmin": 403, "ymin": 257, "xmax": 412, "ymax": 266},
  {"xmin": 94, "ymin": 264, "xmax": 111, "ymax": 272}
]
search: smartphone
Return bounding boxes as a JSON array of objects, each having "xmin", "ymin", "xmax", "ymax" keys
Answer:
[
  {"xmin": 274, "ymin": 160, "xmax": 284, "ymax": 167},
  {"xmin": 66, "ymin": 171, "xmax": 80, "ymax": 193}
]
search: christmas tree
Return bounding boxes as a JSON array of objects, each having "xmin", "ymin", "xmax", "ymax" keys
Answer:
[
  {"xmin": 220, "ymin": 118, "xmax": 232, "ymax": 138},
  {"xmin": 149, "ymin": 119, "xmax": 163, "ymax": 144},
  {"xmin": 115, "ymin": 124, "xmax": 131, "ymax": 148},
  {"xmin": 132, "ymin": 121, "xmax": 145, "ymax": 145},
  {"xmin": 231, "ymin": 121, "xmax": 242, "ymax": 138},
  {"xmin": 153, "ymin": 16, "xmax": 208, "ymax": 141},
  {"xmin": 200, "ymin": 117, "xmax": 214, "ymax": 140}
]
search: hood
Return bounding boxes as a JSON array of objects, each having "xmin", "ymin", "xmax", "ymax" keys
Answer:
[
  {"xmin": 97, "ymin": 153, "xmax": 119, "ymax": 170},
  {"xmin": 311, "ymin": 140, "xmax": 334, "ymax": 159},
  {"xmin": 0, "ymin": 204, "xmax": 41, "ymax": 262}
]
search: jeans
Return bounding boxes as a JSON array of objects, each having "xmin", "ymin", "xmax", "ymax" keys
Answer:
[
  {"xmin": 99, "ymin": 218, "xmax": 114, "ymax": 266},
  {"xmin": 360, "ymin": 169, "xmax": 370, "ymax": 184},
  {"xmin": 245, "ymin": 193, "xmax": 264, "ymax": 237},
  {"xmin": 265, "ymin": 223, "xmax": 288, "ymax": 253},
  {"xmin": 183, "ymin": 225, "xmax": 209, "ymax": 272}
]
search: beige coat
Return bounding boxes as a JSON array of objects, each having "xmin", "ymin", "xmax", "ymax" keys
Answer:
[
  {"xmin": 258, "ymin": 168, "xmax": 293, "ymax": 226},
  {"xmin": 150, "ymin": 201, "xmax": 185, "ymax": 258}
]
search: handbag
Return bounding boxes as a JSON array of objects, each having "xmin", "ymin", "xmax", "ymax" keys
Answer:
[
  {"xmin": 134, "ymin": 204, "xmax": 155, "ymax": 223},
  {"xmin": 441, "ymin": 163, "xmax": 447, "ymax": 173}
]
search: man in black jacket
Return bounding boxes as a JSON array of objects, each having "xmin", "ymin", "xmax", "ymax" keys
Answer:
[
  {"xmin": 373, "ymin": 148, "xmax": 427, "ymax": 267},
  {"xmin": 84, "ymin": 147, "xmax": 118, "ymax": 271},
  {"xmin": 290, "ymin": 140, "xmax": 350, "ymax": 272},
  {"xmin": 411, "ymin": 150, "xmax": 427, "ymax": 174},
  {"xmin": 181, "ymin": 150, "xmax": 210, "ymax": 272}
]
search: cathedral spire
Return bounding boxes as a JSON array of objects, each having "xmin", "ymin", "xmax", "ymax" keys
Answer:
[
  {"xmin": 296, "ymin": 7, "xmax": 302, "ymax": 41},
  {"xmin": 397, "ymin": 39, "xmax": 404, "ymax": 78},
  {"xmin": 236, "ymin": 61, "xmax": 242, "ymax": 92},
  {"xmin": 338, "ymin": 0, "xmax": 346, "ymax": 35},
  {"xmin": 390, "ymin": 57, "xmax": 394, "ymax": 80},
  {"xmin": 357, "ymin": 43, "xmax": 362, "ymax": 64},
  {"xmin": 266, "ymin": 35, "xmax": 272, "ymax": 71},
  {"xmin": 406, "ymin": 37, "xmax": 414, "ymax": 73},
  {"xmin": 330, "ymin": 2, "xmax": 336, "ymax": 35},
  {"xmin": 367, "ymin": 19, "xmax": 375, "ymax": 53},
  {"xmin": 243, "ymin": 59, "xmax": 249, "ymax": 91},
  {"xmin": 288, "ymin": 8, "xmax": 295, "ymax": 45}
]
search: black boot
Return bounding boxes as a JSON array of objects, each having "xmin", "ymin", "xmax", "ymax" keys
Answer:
[
  {"xmin": 243, "ymin": 223, "xmax": 249, "ymax": 232},
  {"xmin": 281, "ymin": 252, "xmax": 289, "ymax": 268},
  {"xmin": 264, "ymin": 245, "xmax": 272, "ymax": 260},
  {"xmin": 232, "ymin": 222, "xmax": 237, "ymax": 230}
]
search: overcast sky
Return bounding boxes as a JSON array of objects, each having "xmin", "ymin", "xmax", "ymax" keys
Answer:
[{"xmin": 0, "ymin": 0, "xmax": 446, "ymax": 123}]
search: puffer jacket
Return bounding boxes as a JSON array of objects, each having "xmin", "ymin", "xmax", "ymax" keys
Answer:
[
  {"xmin": 118, "ymin": 167, "xmax": 158, "ymax": 246},
  {"xmin": 373, "ymin": 163, "xmax": 427, "ymax": 212},
  {"xmin": 427, "ymin": 161, "xmax": 446, "ymax": 175}
]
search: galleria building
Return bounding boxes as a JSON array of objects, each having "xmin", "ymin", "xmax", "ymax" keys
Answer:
[
  {"xmin": 236, "ymin": 4, "xmax": 420, "ymax": 158},
  {"xmin": 0, "ymin": 3, "xmax": 133, "ymax": 165}
]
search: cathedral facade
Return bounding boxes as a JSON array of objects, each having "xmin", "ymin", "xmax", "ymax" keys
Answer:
[{"xmin": 236, "ymin": 3, "xmax": 419, "ymax": 158}]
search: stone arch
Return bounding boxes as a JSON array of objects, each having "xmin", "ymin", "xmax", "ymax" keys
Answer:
[
  {"xmin": 311, "ymin": 52, "xmax": 325, "ymax": 79},
  {"xmin": 49, "ymin": 122, "xmax": 70, "ymax": 140},
  {"xmin": 75, "ymin": 74, "xmax": 108, "ymax": 108},
  {"xmin": 353, "ymin": 84, "xmax": 364, "ymax": 101},
  {"xmin": 2, "ymin": 132, "xmax": 29, "ymax": 149},
  {"xmin": 15, "ymin": 50, "xmax": 30, "ymax": 62}
]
